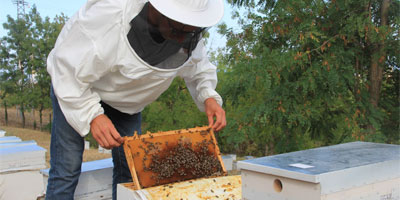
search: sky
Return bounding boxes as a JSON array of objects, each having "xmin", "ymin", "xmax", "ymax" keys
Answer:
[{"xmin": 0, "ymin": 0, "xmax": 241, "ymax": 51}]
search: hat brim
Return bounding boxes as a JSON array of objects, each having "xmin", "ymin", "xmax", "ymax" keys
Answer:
[{"xmin": 148, "ymin": 0, "xmax": 224, "ymax": 27}]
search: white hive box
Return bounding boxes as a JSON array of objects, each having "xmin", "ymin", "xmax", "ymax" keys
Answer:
[
  {"xmin": 98, "ymin": 145, "xmax": 112, "ymax": 154},
  {"xmin": 0, "ymin": 140, "xmax": 37, "ymax": 148},
  {"xmin": 0, "ymin": 141, "xmax": 47, "ymax": 200},
  {"xmin": 0, "ymin": 170, "xmax": 46, "ymax": 200},
  {"xmin": 222, "ymin": 155, "xmax": 234, "ymax": 171},
  {"xmin": 85, "ymin": 140, "xmax": 90, "ymax": 149},
  {"xmin": 238, "ymin": 142, "xmax": 400, "ymax": 200},
  {"xmin": 42, "ymin": 158, "xmax": 113, "ymax": 200},
  {"xmin": 0, "ymin": 136, "xmax": 22, "ymax": 143},
  {"xmin": 0, "ymin": 129, "xmax": 6, "ymax": 137},
  {"xmin": 0, "ymin": 143, "xmax": 46, "ymax": 172}
]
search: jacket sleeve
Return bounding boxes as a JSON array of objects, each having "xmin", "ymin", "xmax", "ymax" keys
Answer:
[
  {"xmin": 47, "ymin": 0, "xmax": 123, "ymax": 136},
  {"xmin": 181, "ymin": 39, "xmax": 223, "ymax": 112}
]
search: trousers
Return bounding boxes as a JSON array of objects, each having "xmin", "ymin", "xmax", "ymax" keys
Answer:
[{"xmin": 45, "ymin": 87, "xmax": 141, "ymax": 200}]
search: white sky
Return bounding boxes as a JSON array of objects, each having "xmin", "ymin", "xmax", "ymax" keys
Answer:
[{"xmin": 0, "ymin": 0, "xmax": 241, "ymax": 51}]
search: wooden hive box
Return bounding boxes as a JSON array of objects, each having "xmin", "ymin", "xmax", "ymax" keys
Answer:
[
  {"xmin": 118, "ymin": 175, "xmax": 242, "ymax": 200},
  {"xmin": 123, "ymin": 126, "xmax": 227, "ymax": 190}
]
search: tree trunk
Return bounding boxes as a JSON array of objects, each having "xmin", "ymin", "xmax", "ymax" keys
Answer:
[
  {"xmin": 33, "ymin": 109, "xmax": 36, "ymax": 130},
  {"xmin": 354, "ymin": 57, "xmax": 361, "ymax": 102},
  {"xmin": 49, "ymin": 113, "xmax": 52, "ymax": 133},
  {"xmin": 20, "ymin": 104, "xmax": 25, "ymax": 128},
  {"xmin": 3, "ymin": 100, "xmax": 8, "ymax": 126},
  {"xmin": 39, "ymin": 106, "xmax": 43, "ymax": 131},
  {"xmin": 367, "ymin": 0, "xmax": 390, "ymax": 133}
]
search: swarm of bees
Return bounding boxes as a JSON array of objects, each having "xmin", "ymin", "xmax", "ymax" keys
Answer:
[
  {"xmin": 125, "ymin": 127, "xmax": 227, "ymax": 189},
  {"xmin": 146, "ymin": 139, "xmax": 223, "ymax": 184}
]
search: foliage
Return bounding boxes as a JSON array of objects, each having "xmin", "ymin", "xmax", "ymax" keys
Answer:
[
  {"xmin": 1, "ymin": 1, "xmax": 398, "ymax": 158},
  {"xmin": 142, "ymin": 77, "xmax": 209, "ymax": 133},
  {"xmin": 0, "ymin": 6, "xmax": 67, "ymax": 129},
  {"xmin": 141, "ymin": 31, "xmax": 214, "ymax": 134},
  {"xmin": 216, "ymin": 0, "xmax": 400, "ymax": 156}
]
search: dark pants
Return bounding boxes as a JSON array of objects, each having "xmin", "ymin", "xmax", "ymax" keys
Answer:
[{"xmin": 45, "ymin": 87, "xmax": 141, "ymax": 200}]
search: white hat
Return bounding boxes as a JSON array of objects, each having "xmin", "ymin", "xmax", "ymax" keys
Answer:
[{"xmin": 148, "ymin": 0, "xmax": 224, "ymax": 27}]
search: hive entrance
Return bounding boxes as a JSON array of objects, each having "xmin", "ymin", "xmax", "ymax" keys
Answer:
[{"xmin": 123, "ymin": 126, "xmax": 227, "ymax": 189}]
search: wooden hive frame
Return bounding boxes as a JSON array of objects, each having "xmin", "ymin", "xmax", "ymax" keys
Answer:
[{"xmin": 123, "ymin": 126, "xmax": 227, "ymax": 190}]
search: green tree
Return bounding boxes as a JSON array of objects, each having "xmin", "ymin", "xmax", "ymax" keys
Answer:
[
  {"xmin": 216, "ymin": 0, "xmax": 399, "ymax": 156},
  {"xmin": 0, "ymin": 6, "xmax": 67, "ymax": 129},
  {"xmin": 142, "ymin": 77, "xmax": 208, "ymax": 133},
  {"xmin": 0, "ymin": 39, "xmax": 13, "ymax": 125},
  {"xmin": 0, "ymin": 14, "xmax": 32, "ymax": 128},
  {"xmin": 142, "ymin": 32, "xmax": 213, "ymax": 133},
  {"xmin": 27, "ymin": 10, "xmax": 67, "ymax": 130}
]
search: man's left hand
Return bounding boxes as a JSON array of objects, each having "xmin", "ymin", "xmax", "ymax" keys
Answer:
[{"xmin": 205, "ymin": 98, "xmax": 226, "ymax": 132}]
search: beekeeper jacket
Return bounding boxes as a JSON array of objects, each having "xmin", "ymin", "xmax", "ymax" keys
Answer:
[{"xmin": 47, "ymin": 0, "xmax": 223, "ymax": 137}]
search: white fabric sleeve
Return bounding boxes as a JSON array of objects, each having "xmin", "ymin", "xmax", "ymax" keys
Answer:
[
  {"xmin": 181, "ymin": 40, "xmax": 223, "ymax": 112},
  {"xmin": 47, "ymin": 0, "xmax": 122, "ymax": 136}
]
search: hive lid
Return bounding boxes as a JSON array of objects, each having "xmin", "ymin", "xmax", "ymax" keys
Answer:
[
  {"xmin": 238, "ymin": 142, "xmax": 400, "ymax": 185},
  {"xmin": 123, "ymin": 126, "xmax": 227, "ymax": 189},
  {"xmin": 0, "ymin": 136, "xmax": 21, "ymax": 143},
  {"xmin": 0, "ymin": 144, "xmax": 46, "ymax": 172},
  {"xmin": 0, "ymin": 140, "xmax": 37, "ymax": 148}
]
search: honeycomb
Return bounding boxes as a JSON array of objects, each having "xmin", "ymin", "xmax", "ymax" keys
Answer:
[{"xmin": 123, "ymin": 126, "xmax": 227, "ymax": 189}]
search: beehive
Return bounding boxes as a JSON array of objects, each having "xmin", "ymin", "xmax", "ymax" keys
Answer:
[
  {"xmin": 123, "ymin": 126, "xmax": 227, "ymax": 190},
  {"xmin": 118, "ymin": 175, "xmax": 242, "ymax": 200},
  {"xmin": 42, "ymin": 158, "xmax": 113, "ymax": 200},
  {"xmin": 238, "ymin": 142, "xmax": 400, "ymax": 200}
]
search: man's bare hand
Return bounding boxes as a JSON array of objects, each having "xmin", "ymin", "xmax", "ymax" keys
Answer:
[
  {"xmin": 205, "ymin": 98, "xmax": 226, "ymax": 132},
  {"xmin": 90, "ymin": 114, "xmax": 124, "ymax": 149}
]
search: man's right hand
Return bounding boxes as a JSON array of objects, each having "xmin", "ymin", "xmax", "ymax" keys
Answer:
[{"xmin": 90, "ymin": 114, "xmax": 124, "ymax": 149}]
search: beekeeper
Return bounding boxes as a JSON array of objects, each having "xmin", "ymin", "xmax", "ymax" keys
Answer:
[{"xmin": 45, "ymin": 0, "xmax": 226, "ymax": 199}]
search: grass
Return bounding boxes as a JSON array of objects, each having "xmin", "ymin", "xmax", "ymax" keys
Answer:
[
  {"xmin": 0, "ymin": 107, "xmax": 52, "ymax": 130},
  {"xmin": 1, "ymin": 126, "xmax": 111, "ymax": 168}
]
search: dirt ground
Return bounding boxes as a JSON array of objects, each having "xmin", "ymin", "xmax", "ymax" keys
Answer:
[
  {"xmin": 1, "ymin": 126, "xmax": 111, "ymax": 168},
  {"xmin": 0, "ymin": 107, "xmax": 52, "ymax": 130}
]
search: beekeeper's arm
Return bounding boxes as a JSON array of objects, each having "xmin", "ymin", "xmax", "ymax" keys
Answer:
[
  {"xmin": 181, "ymin": 40, "xmax": 226, "ymax": 131},
  {"xmin": 47, "ymin": 0, "xmax": 124, "ymax": 149}
]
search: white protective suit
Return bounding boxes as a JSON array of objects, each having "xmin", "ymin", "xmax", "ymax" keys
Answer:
[{"xmin": 47, "ymin": 0, "xmax": 223, "ymax": 137}]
